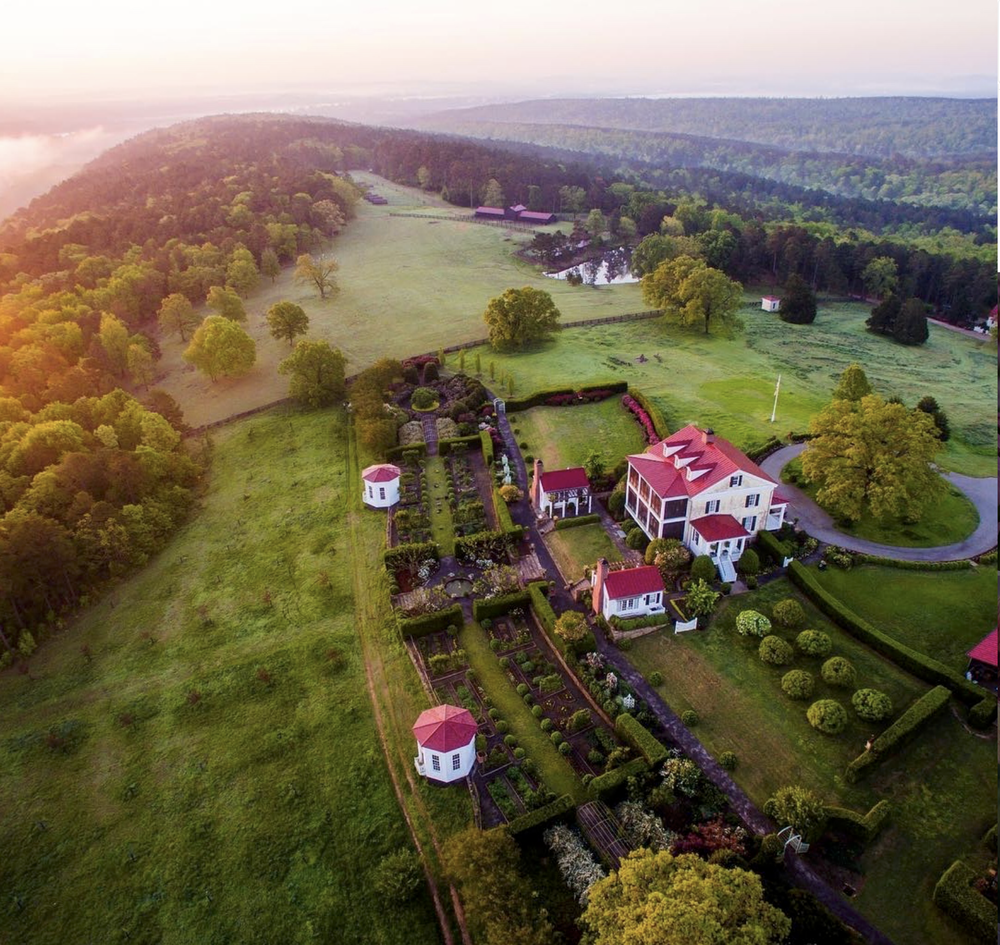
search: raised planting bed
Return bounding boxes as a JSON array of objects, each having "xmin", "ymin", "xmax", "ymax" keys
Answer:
[
  {"xmin": 415, "ymin": 631, "xmax": 467, "ymax": 677},
  {"xmin": 483, "ymin": 611, "xmax": 534, "ymax": 652}
]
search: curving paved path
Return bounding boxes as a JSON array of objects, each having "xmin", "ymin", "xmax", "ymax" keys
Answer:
[{"xmin": 761, "ymin": 444, "xmax": 998, "ymax": 561}]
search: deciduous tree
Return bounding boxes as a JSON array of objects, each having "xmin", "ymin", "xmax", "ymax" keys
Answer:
[
  {"xmin": 278, "ymin": 340, "xmax": 346, "ymax": 408},
  {"xmin": 861, "ymin": 256, "xmax": 898, "ymax": 299},
  {"xmin": 157, "ymin": 292, "xmax": 199, "ymax": 341},
  {"xmin": 266, "ymin": 301, "xmax": 310, "ymax": 345},
  {"xmin": 779, "ymin": 274, "xmax": 817, "ymax": 324},
  {"xmin": 893, "ymin": 297, "xmax": 929, "ymax": 345},
  {"xmin": 206, "ymin": 285, "xmax": 247, "ymax": 322},
  {"xmin": 260, "ymin": 247, "xmax": 281, "ymax": 284},
  {"xmin": 481, "ymin": 178, "xmax": 505, "ymax": 207},
  {"xmin": 225, "ymin": 248, "xmax": 260, "ymax": 298},
  {"xmin": 763, "ymin": 786, "xmax": 828, "ymax": 842},
  {"xmin": 555, "ymin": 610, "xmax": 588, "ymax": 644},
  {"xmin": 294, "ymin": 253, "xmax": 339, "ymax": 300},
  {"xmin": 483, "ymin": 287, "xmax": 561, "ymax": 350},
  {"xmin": 831, "ymin": 362, "xmax": 872, "ymax": 402},
  {"xmin": 183, "ymin": 315, "xmax": 256, "ymax": 381}
]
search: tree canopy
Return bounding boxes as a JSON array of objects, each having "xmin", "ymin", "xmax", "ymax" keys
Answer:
[
  {"xmin": 778, "ymin": 274, "xmax": 817, "ymax": 324},
  {"xmin": 642, "ymin": 255, "xmax": 743, "ymax": 335},
  {"xmin": 266, "ymin": 301, "xmax": 310, "ymax": 345},
  {"xmin": 157, "ymin": 293, "xmax": 199, "ymax": 341},
  {"xmin": 831, "ymin": 363, "xmax": 872, "ymax": 402},
  {"xmin": 295, "ymin": 253, "xmax": 339, "ymax": 300},
  {"xmin": 206, "ymin": 285, "xmax": 247, "ymax": 322},
  {"xmin": 278, "ymin": 340, "xmax": 346, "ymax": 408},
  {"xmin": 483, "ymin": 287, "xmax": 561, "ymax": 351},
  {"xmin": 763, "ymin": 785, "xmax": 828, "ymax": 842},
  {"xmin": 183, "ymin": 315, "xmax": 256, "ymax": 381},
  {"xmin": 582, "ymin": 849, "xmax": 790, "ymax": 945}
]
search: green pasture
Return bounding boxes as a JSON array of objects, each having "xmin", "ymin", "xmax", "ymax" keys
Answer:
[
  {"xmin": 467, "ymin": 298, "xmax": 997, "ymax": 476},
  {"xmin": 511, "ymin": 398, "xmax": 646, "ymax": 472},
  {"xmin": 807, "ymin": 563, "xmax": 998, "ymax": 672},
  {"xmin": 627, "ymin": 577, "xmax": 996, "ymax": 945},
  {"xmin": 545, "ymin": 523, "xmax": 624, "ymax": 583},
  {"xmin": 0, "ymin": 409, "xmax": 443, "ymax": 945}
]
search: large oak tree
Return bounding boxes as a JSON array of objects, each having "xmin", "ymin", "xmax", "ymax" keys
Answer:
[
  {"xmin": 183, "ymin": 315, "xmax": 256, "ymax": 381},
  {"xmin": 483, "ymin": 286, "xmax": 561, "ymax": 351}
]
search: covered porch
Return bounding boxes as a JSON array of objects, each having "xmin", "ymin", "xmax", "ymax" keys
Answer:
[{"xmin": 766, "ymin": 492, "xmax": 790, "ymax": 531}]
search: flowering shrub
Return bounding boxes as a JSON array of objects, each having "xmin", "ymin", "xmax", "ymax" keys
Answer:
[
  {"xmin": 736, "ymin": 610, "xmax": 771, "ymax": 638},
  {"xmin": 545, "ymin": 389, "xmax": 615, "ymax": 407},
  {"xmin": 671, "ymin": 816, "xmax": 748, "ymax": 857},
  {"xmin": 807, "ymin": 698, "xmax": 848, "ymax": 734},
  {"xmin": 615, "ymin": 801, "xmax": 677, "ymax": 851},
  {"xmin": 621, "ymin": 394, "xmax": 658, "ymax": 444},
  {"xmin": 543, "ymin": 824, "xmax": 606, "ymax": 904},
  {"xmin": 660, "ymin": 756, "xmax": 703, "ymax": 797},
  {"xmin": 852, "ymin": 688, "xmax": 893, "ymax": 721}
]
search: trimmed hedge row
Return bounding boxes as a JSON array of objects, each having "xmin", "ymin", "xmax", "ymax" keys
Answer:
[
  {"xmin": 398, "ymin": 604, "xmax": 464, "ymax": 638},
  {"xmin": 473, "ymin": 591, "xmax": 531, "ymax": 622},
  {"xmin": 492, "ymin": 487, "xmax": 525, "ymax": 540},
  {"xmin": 850, "ymin": 553, "xmax": 973, "ymax": 571},
  {"xmin": 932, "ymin": 860, "xmax": 997, "ymax": 943},
  {"xmin": 788, "ymin": 562, "xmax": 991, "ymax": 717},
  {"xmin": 384, "ymin": 541, "xmax": 440, "ymax": 571},
  {"xmin": 588, "ymin": 757, "xmax": 649, "ymax": 800},
  {"xmin": 845, "ymin": 686, "xmax": 951, "ymax": 782},
  {"xmin": 553, "ymin": 513, "xmax": 601, "ymax": 531},
  {"xmin": 528, "ymin": 582, "xmax": 557, "ymax": 634},
  {"xmin": 825, "ymin": 800, "xmax": 892, "ymax": 844},
  {"xmin": 745, "ymin": 437, "xmax": 784, "ymax": 463},
  {"xmin": 386, "ymin": 441, "xmax": 428, "ymax": 460},
  {"xmin": 757, "ymin": 529, "xmax": 793, "ymax": 565},
  {"xmin": 616, "ymin": 714, "xmax": 669, "ymax": 766},
  {"xmin": 610, "ymin": 613, "xmax": 673, "ymax": 634},
  {"xmin": 505, "ymin": 381, "xmax": 628, "ymax": 412},
  {"xmin": 627, "ymin": 387, "xmax": 669, "ymax": 439},
  {"xmin": 480, "ymin": 429, "xmax": 494, "ymax": 465},
  {"xmin": 506, "ymin": 793, "xmax": 576, "ymax": 835},
  {"xmin": 438, "ymin": 434, "xmax": 482, "ymax": 456}
]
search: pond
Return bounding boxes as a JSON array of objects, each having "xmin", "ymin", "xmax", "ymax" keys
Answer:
[
  {"xmin": 544, "ymin": 247, "xmax": 638, "ymax": 285},
  {"xmin": 444, "ymin": 578, "xmax": 474, "ymax": 598}
]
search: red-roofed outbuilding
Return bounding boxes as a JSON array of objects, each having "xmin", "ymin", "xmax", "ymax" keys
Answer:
[
  {"xmin": 413, "ymin": 705, "xmax": 478, "ymax": 782},
  {"xmin": 362, "ymin": 463, "xmax": 401, "ymax": 508},
  {"xmin": 532, "ymin": 459, "xmax": 592, "ymax": 519},
  {"xmin": 593, "ymin": 559, "xmax": 666, "ymax": 622}
]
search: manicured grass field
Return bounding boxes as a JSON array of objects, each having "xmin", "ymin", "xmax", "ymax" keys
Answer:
[
  {"xmin": 545, "ymin": 523, "xmax": 623, "ymax": 583},
  {"xmin": 0, "ymin": 409, "xmax": 446, "ymax": 945},
  {"xmin": 465, "ymin": 299, "xmax": 997, "ymax": 476},
  {"xmin": 156, "ymin": 173, "xmax": 642, "ymax": 428},
  {"xmin": 626, "ymin": 577, "xmax": 996, "ymax": 945},
  {"xmin": 424, "ymin": 456, "xmax": 456, "ymax": 556},
  {"xmin": 511, "ymin": 398, "xmax": 646, "ymax": 471},
  {"xmin": 783, "ymin": 457, "xmax": 980, "ymax": 547},
  {"xmin": 807, "ymin": 563, "xmax": 998, "ymax": 672}
]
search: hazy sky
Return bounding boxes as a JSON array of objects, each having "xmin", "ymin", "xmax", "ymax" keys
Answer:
[{"xmin": 2, "ymin": 0, "xmax": 996, "ymax": 101}]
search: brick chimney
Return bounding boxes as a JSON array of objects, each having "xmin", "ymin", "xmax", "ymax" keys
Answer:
[
  {"xmin": 531, "ymin": 458, "xmax": 544, "ymax": 509},
  {"xmin": 592, "ymin": 557, "xmax": 609, "ymax": 616},
  {"xmin": 702, "ymin": 427, "xmax": 715, "ymax": 445}
]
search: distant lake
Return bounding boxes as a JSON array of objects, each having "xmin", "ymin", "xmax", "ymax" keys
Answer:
[{"xmin": 544, "ymin": 247, "xmax": 638, "ymax": 285}]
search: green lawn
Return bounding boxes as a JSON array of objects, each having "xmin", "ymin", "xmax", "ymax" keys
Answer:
[
  {"xmin": 511, "ymin": 398, "xmax": 646, "ymax": 471},
  {"xmin": 0, "ymin": 409, "xmax": 443, "ymax": 945},
  {"xmin": 545, "ymin": 523, "xmax": 623, "ymax": 583},
  {"xmin": 808, "ymin": 563, "xmax": 998, "ymax": 672},
  {"xmin": 783, "ymin": 457, "xmax": 980, "ymax": 547},
  {"xmin": 626, "ymin": 577, "xmax": 996, "ymax": 945},
  {"xmin": 465, "ymin": 299, "xmax": 997, "ymax": 476},
  {"xmin": 424, "ymin": 456, "xmax": 456, "ymax": 556},
  {"xmin": 458, "ymin": 622, "xmax": 587, "ymax": 803},
  {"xmin": 156, "ymin": 173, "xmax": 642, "ymax": 428}
]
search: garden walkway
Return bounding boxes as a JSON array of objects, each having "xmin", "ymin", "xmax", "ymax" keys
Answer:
[
  {"xmin": 421, "ymin": 416, "xmax": 439, "ymax": 456},
  {"xmin": 761, "ymin": 444, "xmax": 998, "ymax": 561}
]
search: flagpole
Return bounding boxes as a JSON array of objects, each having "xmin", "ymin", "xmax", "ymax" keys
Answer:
[{"xmin": 770, "ymin": 374, "xmax": 781, "ymax": 424}]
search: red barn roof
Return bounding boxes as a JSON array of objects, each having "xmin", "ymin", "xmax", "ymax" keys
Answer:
[
  {"xmin": 690, "ymin": 514, "xmax": 750, "ymax": 542},
  {"xmin": 412, "ymin": 705, "xmax": 478, "ymax": 751},
  {"xmin": 362, "ymin": 463, "xmax": 401, "ymax": 483},
  {"xmin": 518, "ymin": 210, "xmax": 556, "ymax": 221},
  {"xmin": 967, "ymin": 628, "xmax": 998, "ymax": 668},
  {"xmin": 603, "ymin": 566, "xmax": 665, "ymax": 600},
  {"xmin": 762, "ymin": 295, "xmax": 781, "ymax": 302},
  {"xmin": 475, "ymin": 206, "xmax": 505, "ymax": 216},
  {"xmin": 540, "ymin": 467, "xmax": 590, "ymax": 492}
]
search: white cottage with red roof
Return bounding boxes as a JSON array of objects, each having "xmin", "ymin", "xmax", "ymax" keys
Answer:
[
  {"xmin": 592, "ymin": 558, "xmax": 666, "ymax": 621},
  {"xmin": 361, "ymin": 463, "xmax": 401, "ymax": 509},
  {"xmin": 413, "ymin": 704, "xmax": 478, "ymax": 783},
  {"xmin": 625, "ymin": 425, "xmax": 788, "ymax": 582},
  {"xmin": 531, "ymin": 459, "xmax": 592, "ymax": 519},
  {"xmin": 761, "ymin": 296, "xmax": 781, "ymax": 312}
]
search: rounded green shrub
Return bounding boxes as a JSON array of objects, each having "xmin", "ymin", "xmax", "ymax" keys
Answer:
[
  {"xmin": 489, "ymin": 638, "xmax": 501, "ymax": 652},
  {"xmin": 772, "ymin": 598, "xmax": 806, "ymax": 629},
  {"xmin": 496, "ymin": 720, "xmax": 509, "ymax": 734},
  {"xmin": 737, "ymin": 548, "xmax": 760, "ymax": 578},
  {"xmin": 516, "ymin": 683, "xmax": 528, "ymax": 696},
  {"xmin": 796, "ymin": 629, "xmax": 832, "ymax": 658},
  {"xmin": 625, "ymin": 529, "xmax": 649, "ymax": 552},
  {"xmin": 736, "ymin": 610, "xmax": 771, "ymax": 638},
  {"xmin": 781, "ymin": 669, "xmax": 814, "ymax": 700},
  {"xmin": 588, "ymin": 749, "xmax": 605, "ymax": 765},
  {"xmin": 608, "ymin": 491, "xmax": 626, "ymax": 517},
  {"xmin": 719, "ymin": 751, "xmax": 738, "ymax": 770},
  {"xmin": 821, "ymin": 656, "xmax": 857, "ymax": 688},
  {"xmin": 558, "ymin": 741, "xmax": 572, "ymax": 755},
  {"xmin": 504, "ymin": 734, "xmax": 517, "ymax": 748},
  {"xmin": 480, "ymin": 618, "xmax": 493, "ymax": 630},
  {"xmin": 488, "ymin": 708, "xmax": 500, "ymax": 720},
  {"xmin": 410, "ymin": 387, "xmax": 438, "ymax": 409},
  {"xmin": 531, "ymin": 705, "xmax": 543, "ymax": 718},
  {"xmin": 522, "ymin": 693, "xmax": 534, "ymax": 706},
  {"xmin": 691, "ymin": 555, "xmax": 717, "ymax": 584},
  {"xmin": 681, "ymin": 709, "xmax": 699, "ymax": 727},
  {"xmin": 648, "ymin": 671, "xmax": 664, "ymax": 687},
  {"xmin": 759, "ymin": 635, "xmax": 795, "ymax": 666},
  {"xmin": 540, "ymin": 718, "xmax": 553, "ymax": 732},
  {"xmin": 499, "ymin": 656, "xmax": 511, "ymax": 669},
  {"xmin": 807, "ymin": 699, "xmax": 848, "ymax": 734},
  {"xmin": 513, "ymin": 747, "xmax": 526, "ymax": 760},
  {"xmin": 851, "ymin": 688, "xmax": 893, "ymax": 722},
  {"xmin": 550, "ymin": 731, "xmax": 564, "ymax": 745},
  {"xmin": 720, "ymin": 582, "xmax": 732, "ymax": 595}
]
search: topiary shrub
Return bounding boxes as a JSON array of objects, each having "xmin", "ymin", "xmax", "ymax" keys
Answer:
[
  {"xmin": 410, "ymin": 386, "xmax": 438, "ymax": 409},
  {"xmin": 681, "ymin": 709, "xmax": 699, "ymax": 727},
  {"xmin": 821, "ymin": 656, "xmax": 857, "ymax": 688},
  {"xmin": 648, "ymin": 671, "xmax": 664, "ymax": 687},
  {"xmin": 607, "ymin": 491, "xmax": 626, "ymax": 518},
  {"xmin": 851, "ymin": 688, "xmax": 893, "ymax": 722},
  {"xmin": 550, "ymin": 731, "xmax": 564, "ymax": 745},
  {"xmin": 516, "ymin": 683, "xmax": 528, "ymax": 696},
  {"xmin": 795, "ymin": 629, "xmax": 832, "ymax": 657},
  {"xmin": 558, "ymin": 741, "xmax": 572, "ymax": 755},
  {"xmin": 807, "ymin": 699, "xmax": 848, "ymax": 734},
  {"xmin": 772, "ymin": 598, "xmax": 806, "ymax": 629},
  {"xmin": 737, "ymin": 548, "xmax": 760, "ymax": 578},
  {"xmin": 736, "ymin": 610, "xmax": 771, "ymax": 638},
  {"xmin": 720, "ymin": 751, "xmax": 738, "ymax": 770},
  {"xmin": 759, "ymin": 635, "xmax": 795, "ymax": 666},
  {"xmin": 625, "ymin": 529, "xmax": 649, "ymax": 552},
  {"xmin": 496, "ymin": 720, "xmax": 509, "ymax": 734},
  {"xmin": 504, "ymin": 734, "xmax": 517, "ymax": 748},
  {"xmin": 781, "ymin": 669, "xmax": 815, "ymax": 700},
  {"xmin": 540, "ymin": 718, "xmax": 553, "ymax": 732},
  {"xmin": 531, "ymin": 705, "xmax": 543, "ymax": 718},
  {"xmin": 690, "ymin": 555, "xmax": 717, "ymax": 584},
  {"xmin": 514, "ymin": 747, "xmax": 526, "ymax": 760},
  {"xmin": 588, "ymin": 749, "xmax": 605, "ymax": 766}
]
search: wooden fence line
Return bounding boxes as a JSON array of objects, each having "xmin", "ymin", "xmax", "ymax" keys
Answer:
[{"xmin": 387, "ymin": 211, "xmax": 550, "ymax": 236}]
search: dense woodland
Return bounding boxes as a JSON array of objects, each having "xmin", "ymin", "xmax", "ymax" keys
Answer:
[{"xmin": 0, "ymin": 112, "xmax": 994, "ymax": 655}]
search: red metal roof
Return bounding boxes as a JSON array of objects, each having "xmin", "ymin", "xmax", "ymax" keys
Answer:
[
  {"xmin": 967, "ymin": 628, "xmax": 998, "ymax": 668},
  {"xmin": 475, "ymin": 206, "xmax": 505, "ymax": 215},
  {"xmin": 762, "ymin": 295, "xmax": 780, "ymax": 302},
  {"xmin": 518, "ymin": 210, "xmax": 555, "ymax": 221},
  {"xmin": 412, "ymin": 705, "xmax": 478, "ymax": 751},
  {"xmin": 362, "ymin": 463, "xmax": 401, "ymax": 483},
  {"xmin": 603, "ymin": 566, "xmax": 665, "ymax": 600},
  {"xmin": 540, "ymin": 467, "xmax": 590, "ymax": 492},
  {"xmin": 690, "ymin": 514, "xmax": 749, "ymax": 542},
  {"xmin": 771, "ymin": 492, "xmax": 791, "ymax": 504}
]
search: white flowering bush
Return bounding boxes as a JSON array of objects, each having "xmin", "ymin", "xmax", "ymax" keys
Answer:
[
  {"xmin": 614, "ymin": 801, "xmax": 677, "ymax": 851},
  {"xmin": 660, "ymin": 757, "xmax": 703, "ymax": 798},
  {"xmin": 415, "ymin": 559, "xmax": 438, "ymax": 584},
  {"xmin": 736, "ymin": 609, "xmax": 771, "ymax": 638},
  {"xmin": 543, "ymin": 824, "xmax": 606, "ymax": 904},
  {"xmin": 605, "ymin": 672, "xmax": 618, "ymax": 693}
]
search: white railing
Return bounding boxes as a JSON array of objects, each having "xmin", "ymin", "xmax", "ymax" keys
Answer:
[{"xmin": 675, "ymin": 617, "xmax": 698, "ymax": 633}]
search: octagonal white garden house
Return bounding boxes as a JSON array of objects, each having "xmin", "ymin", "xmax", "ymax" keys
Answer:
[
  {"xmin": 362, "ymin": 463, "xmax": 401, "ymax": 508},
  {"xmin": 413, "ymin": 704, "xmax": 478, "ymax": 783}
]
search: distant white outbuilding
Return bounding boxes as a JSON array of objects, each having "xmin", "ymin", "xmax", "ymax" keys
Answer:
[
  {"xmin": 761, "ymin": 296, "xmax": 781, "ymax": 312},
  {"xmin": 413, "ymin": 704, "xmax": 478, "ymax": 783},
  {"xmin": 362, "ymin": 463, "xmax": 401, "ymax": 508}
]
